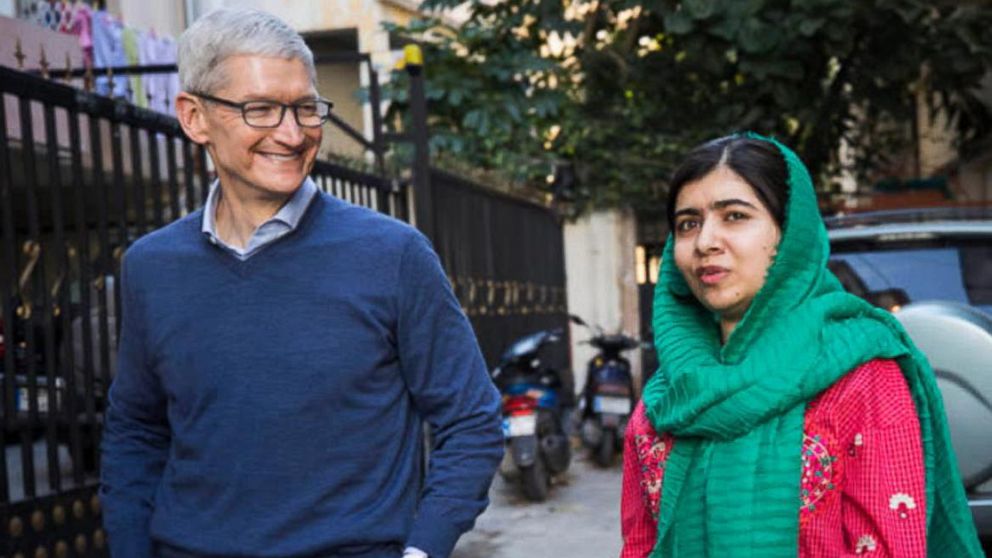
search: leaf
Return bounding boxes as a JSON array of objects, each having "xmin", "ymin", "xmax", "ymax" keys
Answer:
[
  {"xmin": 798, "ymin": 18, "xmax": 825, "ymax": 36},
  {"xmin": 462, "ymin": 110, "xmax": 482, "ymax": 130},
  {"xmin": 709, "ymin": 16, "xmax": 741, "ymax": 41},
  {"xmin": 684, "ymin": 0, "xmax": 717, "ymax": 20},
  {"xmin": 664, "ymin": 12, "xmax": 695, "ymax": 35},
  {"xmin": 737, "ymin": 18, "xmax": 778, "ymax": 53}
]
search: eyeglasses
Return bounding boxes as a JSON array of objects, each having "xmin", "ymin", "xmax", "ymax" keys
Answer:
[{"xmin": 192, "ymin": 92, "xmax": 334, "ymax": 128}]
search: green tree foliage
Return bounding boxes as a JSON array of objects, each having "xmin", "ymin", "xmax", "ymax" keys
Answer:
[{"xmin": 386, "ymin": 0, "xmax": 992, "ymax": 214}]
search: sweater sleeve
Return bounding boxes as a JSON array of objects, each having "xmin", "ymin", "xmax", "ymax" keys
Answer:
[
  {"xmin": 620, "ymin": 403, "xmax": 660, "ymax": 558},
  {"xmin": 99, "ymin": 253, "xmax": 171, "ymax": 558},
  {"xmin": 395, "ymin": 233, "xmax": 504, "ymax": 558},
  {"xmin": 835, "ymin": 360, "xmax": 928, "ymax": 557}
]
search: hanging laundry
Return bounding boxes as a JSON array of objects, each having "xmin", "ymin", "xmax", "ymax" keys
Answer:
[
  {"xmin": 91, "ymin": 9, "xmax": 128, "ymax": 98},
  {"xmin": 140, "ymin": 31, "xmax": 180, "ymax": 115},
  {"xmin": 61, "ymin": 1, "xmax": 94, "ymax": 66},
  {"xmin": 25, "ymin": 0, "xmax": 57, "ymax": 30},
  {"xmin": 157, "ymin": 35, "xmax": 181, "ymax": 116},
  {"xmin": 122, "ymin": 27, "xmax": 146, "ymax": 108}
]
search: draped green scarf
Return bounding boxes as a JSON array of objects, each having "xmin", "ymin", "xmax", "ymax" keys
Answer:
[{"xmin": 643, "ymin": 133, "xmax": 982, "ymax": 557}]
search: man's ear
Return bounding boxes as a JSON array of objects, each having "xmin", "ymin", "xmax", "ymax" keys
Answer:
[{"xmin": 176, "ymin": 92, "xmax": 210, "ymax": 145}]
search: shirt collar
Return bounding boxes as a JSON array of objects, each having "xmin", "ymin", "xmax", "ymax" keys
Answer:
[{"xmin": 201, "ymin": 177, "xmax": 318, "ymax": 239}]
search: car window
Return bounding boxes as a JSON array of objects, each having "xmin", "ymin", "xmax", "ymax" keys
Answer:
[{"xmin": 829, "ymin": 242, "xmax": 992, "ymax": 315}]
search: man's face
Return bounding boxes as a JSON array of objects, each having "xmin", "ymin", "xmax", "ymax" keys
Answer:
[{"xmin": 200, "ymin": 55, "xmax": 322, "ymax": 200}]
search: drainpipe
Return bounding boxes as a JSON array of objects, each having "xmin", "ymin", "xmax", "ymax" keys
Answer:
[{"xmin": 183, "ymin": 0, "xmax": 196, "ymax": 27}]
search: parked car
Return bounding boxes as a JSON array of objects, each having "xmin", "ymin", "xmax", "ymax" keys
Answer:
[{"xmin": 825, "ymin": 207, "xmax": 992, "ymax": 538}]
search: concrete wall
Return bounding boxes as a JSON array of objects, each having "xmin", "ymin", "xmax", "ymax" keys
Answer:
[
  {"xmin": 114, "ymin": 1, "xmax": 188, "ymax": 37},
  {"xmin": 564, "ymin": 209, "xmax": 641, "ymax": 398},
  {"xmin": 314, "ymin": 60, "xmax": 364, "ymax": 159}
]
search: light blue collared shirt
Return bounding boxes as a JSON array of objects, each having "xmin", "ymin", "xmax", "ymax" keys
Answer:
[{"xmin": 201, "ymin": 177, "xmax": 318, "ymax": 260}]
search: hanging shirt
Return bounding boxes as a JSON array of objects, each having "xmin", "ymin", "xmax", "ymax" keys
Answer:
[
  {"xmin": 155, "ymin": 35, "xmax": 181, "ymax": 115},
  {"xmin": 61, "ymin": 2, "xmax": 94, "ymax": 66},
  {"xmin": 122, "ymin": 27, "xmax": 146, "ymax": 108},
  {"xmin": 91, "ymin": 9, "xmax": 128, "ymax": 98},
  {"xmin": 139, "ymin": 32, "xmax": 180, "ymax": 115}
]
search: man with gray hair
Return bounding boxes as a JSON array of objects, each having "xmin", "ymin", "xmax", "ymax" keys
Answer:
[{"xmin": 99, "ymin": 9, "xmax": 502, "ymax": 558}]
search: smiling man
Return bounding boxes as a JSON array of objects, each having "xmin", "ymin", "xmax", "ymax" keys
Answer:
[{"xmin": 99, "ymin": 9, "xmax": 502, "ymax": 558}]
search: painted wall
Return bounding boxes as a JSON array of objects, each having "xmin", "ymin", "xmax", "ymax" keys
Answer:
[
  {"xmin": 114, "ymin": 0, "xmax": 187, "ymax": 37},
  {"xmin": 564, "ymin": 209, "xmax": 642, "ymax": 399},
  {"xmin": 315, "ymin": 60, "xmax": 364, "ymax": 159}
]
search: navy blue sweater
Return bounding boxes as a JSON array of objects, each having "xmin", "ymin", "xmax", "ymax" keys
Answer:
[{"xmin": 101, "ymin": 193, "xmax": 503, "ymax": 558}]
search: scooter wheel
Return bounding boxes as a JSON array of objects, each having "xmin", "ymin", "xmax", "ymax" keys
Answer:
[
  {"xmin": 595, "ymin": 428, "xmax": 616, "ymax": 468},
  {"xmin": 520, "ymin": 457, "xmax": 550, "ymax": 502}
]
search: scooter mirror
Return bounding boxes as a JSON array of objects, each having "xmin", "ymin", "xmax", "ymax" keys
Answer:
[{"xmin": 569, "ymin": 314, "xmax": 587, "ymax": 326}]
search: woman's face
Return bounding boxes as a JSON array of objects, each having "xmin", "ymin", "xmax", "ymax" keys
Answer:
[{"xmin": 672, "ymin": 166, "xmax": 782, "ymax": 325}]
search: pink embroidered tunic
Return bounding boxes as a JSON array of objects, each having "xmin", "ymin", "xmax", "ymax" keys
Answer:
[{"xmin": 621, "ymin": 359, "xmax": 928, "ymax": 557}]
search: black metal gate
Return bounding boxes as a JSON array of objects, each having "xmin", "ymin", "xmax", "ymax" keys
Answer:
[
  {"xmin": 429, "ymin": 170, "xmax": 572, "ymax": 400},
  {"xmin": 0, "ymin": 64, "xmax": 407, "ymax": 558}
]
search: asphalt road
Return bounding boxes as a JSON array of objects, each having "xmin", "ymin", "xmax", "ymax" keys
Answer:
[{"xmin": 452, "ymin": 451, "xmax": 624, "ymax": 558}]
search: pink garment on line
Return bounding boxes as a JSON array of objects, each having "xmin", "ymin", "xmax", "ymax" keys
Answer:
[
  {"xmin": 60, "ymin": 2, "xmax": 93, "ymax": 65},
  {"xmin": 620, "ymin": 359, "xmax": 928, "ymax": 557}
]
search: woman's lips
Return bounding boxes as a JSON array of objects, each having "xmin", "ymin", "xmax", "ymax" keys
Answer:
[{"xmin": 697, "ymin": 266, "xmax": 729, "ymax": 285}]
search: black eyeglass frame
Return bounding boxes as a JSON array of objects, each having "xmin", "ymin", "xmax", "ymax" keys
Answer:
[{"xmin": 191, "ymin": 92, "xmax": 334, "ymax": 129}]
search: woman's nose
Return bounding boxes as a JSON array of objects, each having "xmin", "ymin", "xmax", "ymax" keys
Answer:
[{"xmin": 695, "ymin": 219, "xmax": 722, "ymax": 254}]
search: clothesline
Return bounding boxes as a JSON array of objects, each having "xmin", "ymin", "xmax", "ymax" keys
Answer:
[
  {"xmin": 21, "ymin": 0, "xmax": 180, "ymax": 116},
  {"xmin": 26, "ymin": 63, "xmax": 179, "ymax": 78}
]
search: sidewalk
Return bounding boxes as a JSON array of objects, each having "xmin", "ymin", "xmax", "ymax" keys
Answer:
[{"xmin": 453, "ymin": 452, "xmax": 624, "ymax": 558}]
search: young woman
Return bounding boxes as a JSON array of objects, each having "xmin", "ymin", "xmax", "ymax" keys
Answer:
[{"xmin": 620, "ymin": 133, "xmax": 982, "ymax": 557}]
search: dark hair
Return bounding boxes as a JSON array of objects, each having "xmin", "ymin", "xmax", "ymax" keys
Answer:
[{"xmin": 666, "ymin": 136, "xmax": 789, "ymax": 229}]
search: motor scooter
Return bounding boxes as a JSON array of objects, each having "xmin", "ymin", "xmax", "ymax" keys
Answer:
[
  {"xmin": 491, "ymin": 328, "xmax": 572, "ymax": 501},
  {"xmin": 572, "ymin": 315, "xmax": 643, "ymax": 467}
]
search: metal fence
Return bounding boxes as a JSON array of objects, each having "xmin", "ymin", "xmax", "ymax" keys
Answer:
[
  {"xmin": 0, "ymin": 64, "xmax": 406, "ymax": 558},
  {"xmin": 430, "ymin": 170, "xmax": 572, "ymax": 399}
]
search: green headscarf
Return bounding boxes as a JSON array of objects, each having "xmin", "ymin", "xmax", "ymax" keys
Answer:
[{"xmin": 643, "ymin": 133, "xmax": 982, "ymax": 557}]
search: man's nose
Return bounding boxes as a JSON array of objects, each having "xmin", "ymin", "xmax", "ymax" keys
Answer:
[{"xmin": 271, "ymin": 109, "xmax": 307, "ymax": 145}]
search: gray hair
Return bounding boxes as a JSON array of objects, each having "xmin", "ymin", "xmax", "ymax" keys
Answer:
[{"xmin": 177, "ymin": 9, "xmax": 316, "ymax": 94}]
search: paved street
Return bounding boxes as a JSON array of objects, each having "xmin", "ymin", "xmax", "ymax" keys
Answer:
[{"xmin": 453, "ymin": 451, "xmax": 624, "ymax": 558}]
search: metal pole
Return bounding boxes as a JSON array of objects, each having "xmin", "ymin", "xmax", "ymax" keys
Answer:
[
  {"xmin": 405, "ymin": 45, "xmax": 434, "ymax": 242},
  {"xmin": 367, "ymin": 60, "xmax": 386, "ymax": 177}
]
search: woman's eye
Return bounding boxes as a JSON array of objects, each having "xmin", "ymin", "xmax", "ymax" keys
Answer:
[
  {"xmin": 676, "ymin": 220, "xmax": 698, "ymax": 233},
  {"xmin": 726, "ymin": 211, "xmax": 749, "ymax": 222}
]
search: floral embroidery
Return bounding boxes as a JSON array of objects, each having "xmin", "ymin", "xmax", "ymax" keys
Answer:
[
  {"xmin": 799, "ymin": 429, "xmax": 843, "ymax": 524},
  {"xmin": 634, "ymin": 433, "xmax": 668, "ymax": 520},
  {"xmin": 889, "ymin": 493, "xmax": 917, "ymax": 518},
  {"xmin": 855, "ymin": 534, "xmax": 878, "ymax": 553}
]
